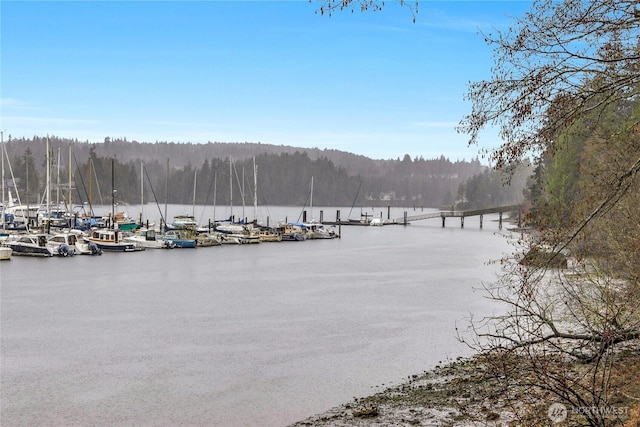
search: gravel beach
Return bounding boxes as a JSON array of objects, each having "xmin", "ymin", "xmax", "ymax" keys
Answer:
[{"xmin": 290, "ymin": 349, "xmax": 640, "ymax": 427}]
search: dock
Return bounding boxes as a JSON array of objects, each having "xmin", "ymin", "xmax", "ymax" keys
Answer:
[{"xmin": 321, "ymin": 205, "xmax": 522, "ymax": 229}]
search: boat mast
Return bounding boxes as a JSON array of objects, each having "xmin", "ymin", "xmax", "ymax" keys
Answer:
[
  {"xmin": 241, "ymin": 166, "xmax": 245, "ymax": 221},
  {"xmin": 253, "ymin": 157, "xmax": 257, "ymax": 223},
  {"xmin": 88, "ymin": 157, "xmax": 93, "ymax": 216},
  {"xmin": 192, "ymin": 169, "xmax": 197, "ymax": 218},
  {"xmin": 229, "ymin": 157, "xmax": 233, "ymax": 221},
  {"xmin": 310, "ymin": 176, "xmax": 313, "ymax": 221},
  {"xmin": 212, "ymin": 171, "xmax": 217, "ymax": 224},
  {"xmin": 140, "ymin": 161, "xmax": 144, "ymax": 224},
  {"xmin": 1, "ymin": 131, "xmax": 4, "ymax": 230},
  {"xmin": 68, "ymin": 144, "xmax": 72, "ymax": 215},
  {"xmin": 56, "ymin": 147, "xmax": 61, "ymax": 208},
  {"xmin": 164, "ymin": 158, "xmax": 169, "ymax": 232},
  {"xmin": 46, "ymin": 136, "xmax": 51, "ymax": 222},
  {"xmin": 111, "ymin": 158, "xmax": 115, "ymax": 229}
]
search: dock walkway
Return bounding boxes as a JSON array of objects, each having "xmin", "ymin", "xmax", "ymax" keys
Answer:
[{"xmin": 395, "ymin": 204, "xmax": 522, "ymax": 228}]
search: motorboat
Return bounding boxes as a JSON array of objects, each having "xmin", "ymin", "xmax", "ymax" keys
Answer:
[
  {"xmin": 125, "ymin": 228, "xmax": 174, "ymax": 249},
  {"xmin": 0, "ymin": 245, "xmax": 12, "ymax": 260},
  {"xmin": 48, "ymin": 231, "xmax": 102, "ymax": 256},
  {"xmin": 6, "ymin": 234, "xmax": 55, "ymax": 257},
  {"xmin": 85, "ymin": 228, "xmax": 144, "ymax": 252},
  {"xmin": 160, "ymin": 229, "xmax": 197, "ymax": 248}
]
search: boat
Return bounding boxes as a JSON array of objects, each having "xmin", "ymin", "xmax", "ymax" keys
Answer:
[
  {"xmin": 45, "ymin": 233, "xmax": 76, "ymax": 257},
  {"xmin": 49, "ymin": 231, "xmax": 102, "ymax": 255},
  {"xmin": 302, "ymin": 221, "xmax": 337, "ymax": 239},
  {"xmin": 85, "ymin": 228, "xmax": 144, "ymax": 252},
  {"xmin": 124, "ymin": 228, "xmax": 175, "ymax": 249},
  {"xmin": 6, "ymin": 234, "xmax": 55, "ymax": 257},
  {"xmin": 169, "ymin": 214, "xmax": 198, "ymax": 230},
  {"xmin": 258, "ymin": 226, "xmax": 282, "ymax": 242},
  {"xmin": 370, "ymin": 218, "xmax": 384, "ymax": 226},
  {"xmin": 160, "ymin": 229, "xmax": 197, "ymax": 248},
  {"xmin": 38, "ymin": 207, "xmax": 73, "ymax": 230},
  {"xmin": 114, "ymin": 211, "xmax": 138, "ymax": 231},
  {"xmin": 214, "ymin": 222, "xmax": 261, "ymax": 244},
  {"xmin": 2, "ymin": 204, "xmax": 38, "ymax": 231},
  {"xmin": 0, "ymin": 245, "xmax": 12, "ymax": 260},
  {"xmin": 195, "ymin": 233, "xmax": 222, "ymax": 247},
  {"xmin": 276, "ymin": 222, "xmax": 307, "ymax": 241}
]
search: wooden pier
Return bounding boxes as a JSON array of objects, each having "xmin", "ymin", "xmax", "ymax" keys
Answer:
[
  {"xmin": 320, "ymin": 205, "xmax": 522, "ymax": 229},
  {"xmin": 395, "ymin": 204, "xmax": 522, "ymax": 229}
]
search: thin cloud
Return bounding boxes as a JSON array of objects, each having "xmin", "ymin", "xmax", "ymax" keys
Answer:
[
  {"xmin": 0, "ymin": 98, "xmax": 31, "ymax": 110},
  {"xmin": 2, "ymin": 116, "xmax": 100, "ymax": 126},
  {"xmin": 411, "ymin": 121, "xmax": 458, "ymax": 128}
]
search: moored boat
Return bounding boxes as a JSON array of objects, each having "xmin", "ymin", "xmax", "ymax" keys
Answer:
[
  {"xmin": 114, "ymin": 212, "xmax": 139, "ymax": 232},
  {"xmin": 160, "ymin": 229, "xmax": 197, "ymax": 248},
  {"xmin": 277, "ymin": 222, "xmax": 307, "ymax": 241},
  {"xmin": 85, "ymin": 228, "xmax": 144, "ymax": 252},
  {"xmin": 125, "ymin": 228, "xmax": 174, "ymax": 249},
  {"xmin": 195, "ymin": 233, "xmax": 221, "ymax": 247},
  {"xmin": 0, "ymin": 245, "xmax": 12, "ymax": 260},
  {"xmin": 258, "ymin": 226, "xmax": 282, "ymax": 242},
  {"xmin": 46, "ymin": 232, "xmax": 77, "ymax": 257},
  {"xmin": 302, "ymin": 221, "xmax": 337, "ymax": 239},
  {"xmin": 48, "ymin": 231, "xmax": 102, "ymax": 256},
  {"xmin": 168, "ymin": 214, "xmax": 198, "ymax": 230},
  {"xmin": 6, "ymin": 234, "xmax": 55, "ymax": 257}
]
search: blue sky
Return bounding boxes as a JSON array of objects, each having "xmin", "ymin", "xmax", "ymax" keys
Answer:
[{"xmin": 0, "ymin": 1, "xmax": 530, "ymax": 161}]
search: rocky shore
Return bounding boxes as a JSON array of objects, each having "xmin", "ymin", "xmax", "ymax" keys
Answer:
[{"xmin": 290, "ymin": 350, "xmax": 640, "ymax": 427}]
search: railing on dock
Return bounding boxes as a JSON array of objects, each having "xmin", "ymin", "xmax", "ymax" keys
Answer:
[
  {"xmin": 396, "ymin": 204, "xmax": 522, "ymax": 229},
  {"xmin": 315, "ymin": 204, "xmax": 522, "ymax": 229}
]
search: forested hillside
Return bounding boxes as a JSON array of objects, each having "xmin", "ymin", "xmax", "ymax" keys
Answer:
[{"xmin": 2, "ymin": 135, "xmax": 493, "ymax": 208}]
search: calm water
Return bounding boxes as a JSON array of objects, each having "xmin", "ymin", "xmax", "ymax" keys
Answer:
[{"xmin": 1, "ymin": 205, "xmax": 514, "ymax": 426}]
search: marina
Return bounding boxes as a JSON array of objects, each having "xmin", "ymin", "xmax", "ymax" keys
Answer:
[{"xmin": 1, "ymin": 208, "xmax": 514, "ymax": 426}]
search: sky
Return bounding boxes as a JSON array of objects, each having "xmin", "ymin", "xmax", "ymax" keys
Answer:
[{"xmin": 0, "ymin": 0, "xmax": 531, "ymax": 161}]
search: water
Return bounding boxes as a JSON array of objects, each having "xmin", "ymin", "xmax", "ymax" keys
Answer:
[{"xmin": 1, "ymin": 206, "xmax": 514, "ymax": 426}]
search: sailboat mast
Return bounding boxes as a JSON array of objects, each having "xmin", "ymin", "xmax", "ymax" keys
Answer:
[
  {"xmin": 46, "ymin": 136, "xmax": 51, "ymax": 218},
  {"xmin": 241, "ymin": 166, "xmax": 245, "ymax": 221},
  {"xmin": 310, "ymin": 176, "xmax": 313, "ymax": 221},
  {"xmin": 253, "ymin": 157, "xmax": 257, "ymax": 223},
  {"xmin": 88, "ymin": 157, "xmax": 93, "ymax": 216},
  {"xmin": 213, "ymin": 171, "xmax": 217, "ymax": 223},
  {"xmin": 1, "ymin": 131, "xmax": 4, "ymax": 230},
  {"xmin": 56, "ymin": 147, "xmax": 61, "ymax": 208},
  {"xmin": 192, "ymin": 170, "xmax": 197, "ymax": 218},
  {"xmin": 229, "ymin": 157, "xmax": 233, "ymax": 221},
  {"xmin": 68, "ymin": 144, "xmax": 72, "ymax": 214},
  {"xmin": 111, "ymin": 158, "xmax": 115, "ymax": 228},
  {"xmin": 164, "ymin": 158, "xmax": 169, "ymax": 232},
  {"xmin": 140, "ymin": 161, "xmax": 144, "ymax": 223}
]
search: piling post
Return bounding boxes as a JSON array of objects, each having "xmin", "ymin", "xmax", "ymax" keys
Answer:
[
  {"xmin": 480, "ymin": 214, "xmax": 483, "ymax": 229},
  {"xmin": 337, "ymin": 210, "xmax": 341, "ymax": 236},
  {"xmin": 303, "ymin": 210, "xmax": 307, "ymax": 223},
  {"xmin": 320, "ymin": 210, "xmax": 324, "ymax": 223},
  {"xmin": 387, "ymin": 206, "xmax": 391, "ymax": 220},
  {"xmin": 404, "ymin": 211, "xmax": 408, "ymax": 226}
]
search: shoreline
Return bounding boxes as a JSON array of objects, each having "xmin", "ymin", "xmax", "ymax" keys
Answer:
[
  {"xmin": 289, "ymin": 355, "xmax": 499, "ymax": 427},
  {"xmin": 290, "ymin": 349, "xmax": 640, "ymax": 427}
]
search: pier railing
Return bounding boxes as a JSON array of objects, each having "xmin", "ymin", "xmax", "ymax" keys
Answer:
[{"xmin": 396, "ymin": 204, "xmax": 522, "ymax": 228}]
